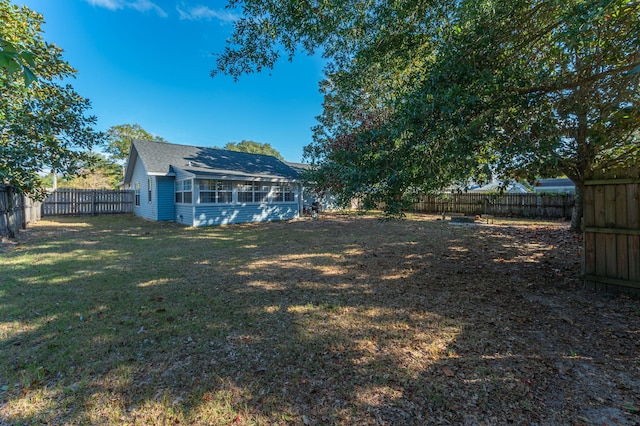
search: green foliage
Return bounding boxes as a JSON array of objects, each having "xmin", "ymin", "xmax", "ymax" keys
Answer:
[
  {"xmin": 222, "ymin": 140, "xmax": 284, "ymax": 160},
  {"xmin": 0, "ymin": 1, "xmax": 104, "ymax": 199},
  {"xmin": 0, "ymin": 36, "xmax": 37, "ymax": 86},
  {"xmin": 105, "ymin": 123, "xmax": 166, "ymax": 162},
  {"xmin": 57, "ymin": 153, "xmax": 122, "ymax": 189},
  {"xmin": 214, "ymin": 0, "xmax": 640, "ymax": 229}
]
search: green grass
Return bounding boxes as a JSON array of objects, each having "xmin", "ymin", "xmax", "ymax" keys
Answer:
[{"xmin": 0, "ymin": 213, "xmax": 615, "ymax": 425}]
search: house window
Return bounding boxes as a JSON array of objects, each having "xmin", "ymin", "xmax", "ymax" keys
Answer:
[
  {"xmin": 198, "ymin": 180, "xmax": 232, "ymax": 204},
  {"xmin": 134, "ymin": 182, "xmax": 140, "ymax": 206},
  {"xmin": 272, "ymin": 183, "xmax": 296, "ymax": 202},
  {"xmin": 284, "ymin": 183, "xmax": 295, "ymax": 202},
  {"xmin": 175, "ymin": 179, "xmax": 192, "ymax": 204},
  {"xmin": 237, "ymin": 181, "xmax": 255, "ymax": 203},
  {"xmin": 147, "ymin": 178, "xmax": 152, "ymax": 203},
  {"xmin": 238, "ymin": 181, "xmax": 271, "ymax": 203},
  {"xmin": 255, "ymin": 183, "xmax": 270, "ymax": 202}
]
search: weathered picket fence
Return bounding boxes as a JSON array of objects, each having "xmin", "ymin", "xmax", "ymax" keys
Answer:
[
  {"xmin": 410, "ymin": 192, "xmax": 574, "ymax": 219},
  {"xmin": 0, "ymin": 185, "xmax": 41, "ymax": 238},
  {"xmin": 42, "ymin": 189, "xmax": 134, "ymax": 216}
]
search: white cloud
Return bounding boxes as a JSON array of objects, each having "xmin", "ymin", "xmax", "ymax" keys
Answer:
[
  {"xmin": 85, "ymin": 0, "xmax": 168, "ymax": 17},
  {"xmin": 85, "ymin": 0, "xmax": 124, "ymax": 10},
  {"xmin": 176, "ymin": 5, "xmax": 239, "ymax": 23},
  {"xmin": 130, "ymin": 0, "xmax": 168, "ymax": 17}
]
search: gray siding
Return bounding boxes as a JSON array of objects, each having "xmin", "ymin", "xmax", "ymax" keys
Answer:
[
  {"xmin": 131, "ymin": 159, "xmax": 156, "ymax": 220},
  {"xmin": 175, "ymin": 204, "xmax": 194, "ymax": 226}
]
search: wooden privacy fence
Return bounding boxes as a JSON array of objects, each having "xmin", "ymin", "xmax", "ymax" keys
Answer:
[
  {"xmin": 42, "ymin": 189, "xmax": 134, "ymax": 216},
  {"xmin": 584, "ymin": 167, "xmax": 640, "ymax": 295},
  {"xmin": 0, "ymin": 185, "xmax": 41, "ymax": 238},
  {"xmin": 411, "ymin": 192, "xmax": 574, "ymax": 219}
]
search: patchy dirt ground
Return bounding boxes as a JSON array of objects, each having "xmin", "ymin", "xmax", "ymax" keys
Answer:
[
  {"xmin": 270, "ymin": 214, "xmax": 640, "ymax": 425},
  {"xmin": 2, "ymin": 213, "xmax": 639, "ymax": 425}
]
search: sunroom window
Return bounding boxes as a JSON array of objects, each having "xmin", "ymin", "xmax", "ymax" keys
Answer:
[
  {"xmin": 237, "ymin": 181, "xmax": 255, "ymax": 203},
  {"xmin": 175, "ymin": 179, "xmax": 192, "ymax": 204},
  {"xmin": 255, "ymin": 183, "xmax": 270, "ymax": 202},
  {"xmin": 271, "ymin": 183, "xmax": 295, "ymax": 202},
  {"xmin": 198, "ymin": 180, "xmax": 232, "ymax": 204},
  {"xmin": 283, "ymin": 183, "xmax": 295, "ymax": 202}
]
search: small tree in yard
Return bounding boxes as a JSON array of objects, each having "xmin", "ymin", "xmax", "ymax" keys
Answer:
[
  {"xmin": 213, "ymin": 0, "xmax": 640, "ymax": 230},
  {"xmin": 0, "ymin": 1, "xmax": 104, "ymax": 200}
]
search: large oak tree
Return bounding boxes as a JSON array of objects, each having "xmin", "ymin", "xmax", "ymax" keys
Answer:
[{"xmin": 213, "ymin": 0, "xmax": 640, "ymax": 230}]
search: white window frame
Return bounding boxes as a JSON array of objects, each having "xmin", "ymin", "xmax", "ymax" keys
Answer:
[
  {"xmin": 175, "ymin": 179, "xmax": 193, "ymax": 204},
  {"xmin": 134, "ymin": 182, "xmax": 140, "ymax": 206},
  {"xmin": 197, "ymin": 179, "xmax": 232, "ymax": 204},
  {"xmin": 237, "ymin": 181, "xmax": 255, "ymax": 203},
  {"xmin": 271, "ymin": 182, "xmax": 296, "ymax": 203}
]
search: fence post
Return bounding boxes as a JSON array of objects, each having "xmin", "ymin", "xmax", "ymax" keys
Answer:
[{"xmin": 6, "ymin": 187, "xmax": 17, "ymax": 239}]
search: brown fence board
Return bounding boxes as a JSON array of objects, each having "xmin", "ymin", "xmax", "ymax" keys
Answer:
[
  {"xmin": 594, "ymin": 185, "xmax": 606, "ymax": 227},
  {"xmin": 617, "ymin": 235, "xmax": 629, "ymax": 280},
  {"xmin": 584, "ymin": 232, "xmax": 596, "ymax": 276},
  {"xmin": 629, "ymin": 184, "xmax": 640, "ymax": 229},
  {"xmin": 630, "ymin": 236, "xmax": 640, "ymax": 286},
  {"xmin": 584, "ymin": 167, "xmax": 640, "ymax": 295}
]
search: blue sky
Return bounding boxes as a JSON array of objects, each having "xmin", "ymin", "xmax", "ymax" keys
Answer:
[{"xmin": 17, "ymin": 0, "xmax": 326, "ymax": 163}]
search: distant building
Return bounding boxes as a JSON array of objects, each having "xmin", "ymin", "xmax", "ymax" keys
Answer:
[
  {"xmin": 470, "ymin": 180, "xmax": 531, "ymax": 194},
  {"xmin": 533, "ymin": 178, "xmax": 575, "ymax": 194}
]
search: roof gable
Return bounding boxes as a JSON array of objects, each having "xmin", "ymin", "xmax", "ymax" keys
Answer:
[{"xmin": 126, "ymin": 140, "xmax": 300, "ymax": 182}]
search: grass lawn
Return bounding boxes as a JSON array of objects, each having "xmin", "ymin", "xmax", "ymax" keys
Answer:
[{"xmin": 1, "ymin": 213, "xmax": 639, "ymax": 425}]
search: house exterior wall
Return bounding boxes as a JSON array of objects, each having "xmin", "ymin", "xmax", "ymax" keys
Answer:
[
  {"xmin": 191, "ymin": 180, "xmax": 301, "ymax": 226},
  {"xmin": 194, "ymin": 202, "xmax": 299, "ymax": 226},
  {"xmin": 175, "ymin": 204, "xmax": 194, "ymax": 226},
  {"xmin": 130, "ymin": 158, "xmax": 157, "ymax": 220}
]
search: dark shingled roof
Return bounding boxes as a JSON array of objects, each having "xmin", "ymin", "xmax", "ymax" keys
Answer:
[
  {"xmin": 127, "ymin": 139, "xmax": 300, "ymax": 181},
  {"xmin": 534, "ymin": 178, "xmax": 574, "ymax": 188}
]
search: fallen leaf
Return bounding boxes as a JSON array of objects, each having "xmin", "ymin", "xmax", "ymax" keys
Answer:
[{"xmin": 442, "ymin": 366, "xmax": 455, "ymax": 377}]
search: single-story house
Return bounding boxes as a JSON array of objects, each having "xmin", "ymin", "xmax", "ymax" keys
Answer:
[
  {"xmin": 122, "ymin": 139, "xmax": 302, "ymax": 226},
  {"xmin": 469, "ymin": 180, "xmax": 531, "ymax": 194},
  {"xmin": 533, "ymin": 177, "xmax": 575, "ymax": 193}
]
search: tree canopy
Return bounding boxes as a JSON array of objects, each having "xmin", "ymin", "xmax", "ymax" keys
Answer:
[
  {"xmin": 214, "ymin": 0, "xmax": 640, "ymax": 229},
  {"xmin": 41, "ymin": 153, "xmax": 122, "ymax": 190},
  {"xmin": 105, "ymin": 123, "xmax": 167, "ymax": 163},
  {"xmin": 222, "ymin": 140, "xmax": 284, "ymax": 160},
  {"xmin": 1, "ymin": 1, "xmax": 104, "ymax": 199}
]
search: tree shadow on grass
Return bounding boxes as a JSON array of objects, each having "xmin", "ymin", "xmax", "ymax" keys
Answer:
[{"xmin": 1, "ymin": 214, "xmax": 639, "ymax": 424}]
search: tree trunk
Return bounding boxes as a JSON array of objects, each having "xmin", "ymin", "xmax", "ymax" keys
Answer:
[{"xmin": 570, "ymin": 180, "xmax": 585, "ymax": 232}]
